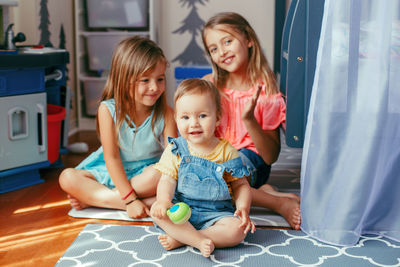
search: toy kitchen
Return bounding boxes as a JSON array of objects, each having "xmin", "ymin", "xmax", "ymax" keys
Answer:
[{"xmin": 0, "ymin": 4, "xmax": 70, "ymax": 193}]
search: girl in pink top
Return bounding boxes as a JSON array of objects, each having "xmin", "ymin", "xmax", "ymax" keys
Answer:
[{"xmin": 202, "ymin": 12, "xmax": 301, "ymax": 229}]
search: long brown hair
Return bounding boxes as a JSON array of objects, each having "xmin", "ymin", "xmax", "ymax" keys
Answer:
[
  {"xmin": 202, "ymin": 12, "xmax": 278, "ymax": 95},
  {"xmin": 96, "ymin": 36, "xmax": 168, "ymax": 144}
]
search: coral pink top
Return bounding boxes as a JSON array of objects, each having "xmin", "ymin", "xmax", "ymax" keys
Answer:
[{"xmin": 215, "ymin": 85, "xmax": 286, "ymax": 154}]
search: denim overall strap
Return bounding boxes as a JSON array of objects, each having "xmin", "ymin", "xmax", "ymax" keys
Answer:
[{"xmin": 168, "ymin": 136, "xmax": 190, "ymax": 158}]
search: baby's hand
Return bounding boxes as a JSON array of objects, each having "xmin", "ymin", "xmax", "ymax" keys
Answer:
[
  {"xmin": 150, "ymin": 200, "xmax": 172, "ymax": 219},
  {"xmin": 234, "ymin": 208, "xmax": 256, "ymax": 234}
]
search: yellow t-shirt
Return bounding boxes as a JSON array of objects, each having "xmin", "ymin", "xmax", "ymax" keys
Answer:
[{"xmin": 154, "ymin": 139, "xmax": 244, "ymax": 195}]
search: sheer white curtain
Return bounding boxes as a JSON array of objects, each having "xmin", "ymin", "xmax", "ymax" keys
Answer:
[{"xmin": 301, "ymin": 0, "xmax": 400, "ymax": 246}]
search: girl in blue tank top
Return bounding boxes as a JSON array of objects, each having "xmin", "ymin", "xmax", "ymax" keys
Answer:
[
  {"xmin": 59, "ymin": 36, "xmax": 177, "ymax": 219},
  {"xmin": 151, "ymin": 79, "xmax": 255, "ymax": 258}
]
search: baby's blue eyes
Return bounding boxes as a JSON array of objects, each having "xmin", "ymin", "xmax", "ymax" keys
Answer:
[{"xmin": 180, "ymin": 114, "xmax": 207, "ymax": 120}]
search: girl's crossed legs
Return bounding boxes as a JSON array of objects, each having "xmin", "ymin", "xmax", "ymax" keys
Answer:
[{"xmin": 59, "ymin": 166, "xmax": 159, "ymax": 214}]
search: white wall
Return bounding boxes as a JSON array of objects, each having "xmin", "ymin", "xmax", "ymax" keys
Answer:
[{"xmin": 160, "ymin": 0, "xmax": 276, "ymax": 106}]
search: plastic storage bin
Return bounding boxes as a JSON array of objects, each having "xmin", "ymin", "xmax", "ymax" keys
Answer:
[
  {"xmin": 47, "ymin": 104, "xmax": 66, "ymax": 163},
  {"xmin": 82, "ymin": 77, "xmax": 106, "ymax": 116},
  {"xmin": 86, "ymin": 0, "xmax": 149, "ymax": 29},
  {"xmin": 84, "ymin": 32, "xmax": 147, "ymax": 71}
]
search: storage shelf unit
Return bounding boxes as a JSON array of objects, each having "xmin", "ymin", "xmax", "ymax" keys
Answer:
[{"xmin": 74, "ymin": 0, "xmax": 160, "ymax": 130}]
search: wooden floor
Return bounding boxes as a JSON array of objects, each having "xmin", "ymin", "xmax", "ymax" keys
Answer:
[{"xmin": 0, "ymin": 131, "xmax": 153, "ymax": 267}]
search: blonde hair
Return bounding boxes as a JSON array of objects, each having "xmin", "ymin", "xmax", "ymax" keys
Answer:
[
  {"xmin": 174, "ymin": 78, "xmax": 221, "ymax": 119},
  {"xmin": 96, "ymin": 36, "xmax": 168, "ymax": 143},
  {"xmin": 202, "ymin": 12, "xmax": 278, "ymax": 95}
]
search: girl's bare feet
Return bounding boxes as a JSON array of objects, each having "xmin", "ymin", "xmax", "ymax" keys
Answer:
[
  {"xmin": 158, "ymin": 234, "xmax": 215, "ymax": 258},
  {"xmin": 67, "ymin": 194, "xmax": 89, "ymax": 210},
  {"xmin": 259, "ymin": 184, "xmax": 301, "ymax": 202},
  {"xmin": 276, "ymin": 197, "xmax": 301, "ymax": 230},
  {"xmin": 257, "ymin": 184, "xmax": 301, "ymax": 229},
  {"xmin": 158, "ymin": 234, "xmax": 184, "ymax": 251}
]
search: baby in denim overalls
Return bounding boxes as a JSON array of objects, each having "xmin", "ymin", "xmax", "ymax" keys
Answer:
[{"xmin": 150, "ymin": 79, "xmax": 255, "ymax": 258}]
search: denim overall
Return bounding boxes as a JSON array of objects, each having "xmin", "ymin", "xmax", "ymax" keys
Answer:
[{"xmin": 170, "ymin": 137, "xmax": 250, "ymax": 230}]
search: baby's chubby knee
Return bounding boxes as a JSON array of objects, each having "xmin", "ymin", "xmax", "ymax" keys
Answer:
[{"xmin": 224, "ymin": 217, "xmax": 248, "ymax": 243}]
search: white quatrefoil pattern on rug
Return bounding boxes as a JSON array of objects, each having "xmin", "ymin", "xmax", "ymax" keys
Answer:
[{"xmin": 56, "ymin": 224, "xmax": 400, "ymax": 267}]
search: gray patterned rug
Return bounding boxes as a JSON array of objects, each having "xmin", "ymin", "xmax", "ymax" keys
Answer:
[{"xmin": 56, "ymin": 224, "xmax": 400, "ymax": 267}]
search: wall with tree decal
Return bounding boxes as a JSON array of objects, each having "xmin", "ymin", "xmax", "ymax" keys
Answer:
[{"xmin": 172, "ymin": 0, "xmax": 208, "ymax": 65}]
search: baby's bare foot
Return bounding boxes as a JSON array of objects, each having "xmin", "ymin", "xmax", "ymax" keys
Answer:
[
  {"xmin": 199, "ymin": 239, "xmax": 215, "ymax": 258},
  {"xmin": 158, "ymin": 234, "xmax": 183, "ymax": 250},
  {"xmin": 67, "ymin": 194, "xmax": 89, "ymax": 210}
]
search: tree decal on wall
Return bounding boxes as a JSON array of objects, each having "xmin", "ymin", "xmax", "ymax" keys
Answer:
[
  {"xmin": 38, "ymin": 0, "xmax": 53, "ymax": 47},
  {"xmin": 59, "ymin": 24, "xmax": 69, "ymax": 82},
  {"xmin": 59, "ymin": 24, "xmax": 66, "ymax": 49},
  {"xmin": 172, "ymin": 0, "xmax": 209, "ymax": 65}
]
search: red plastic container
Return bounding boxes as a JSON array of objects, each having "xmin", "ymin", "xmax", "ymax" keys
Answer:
[{"xmin": 47, "ymin": 104, "xmax": 66, "ymax": 163}]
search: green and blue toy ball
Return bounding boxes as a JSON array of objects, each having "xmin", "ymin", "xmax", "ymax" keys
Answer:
[{"xmin": 167, "ymin": 202, "xmax": 191, "ymax": 224}]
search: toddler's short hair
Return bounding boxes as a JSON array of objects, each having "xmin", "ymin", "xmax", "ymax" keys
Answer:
[{"xmin": 174, "ymin": 78, "xmax": 221, "ymax": 118}]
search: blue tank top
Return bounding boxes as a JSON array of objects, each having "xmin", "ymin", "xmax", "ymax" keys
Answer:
[{"xmin": 103, "ymin": 99, "xmax": 165, "ymax": 162}]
